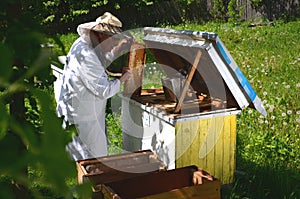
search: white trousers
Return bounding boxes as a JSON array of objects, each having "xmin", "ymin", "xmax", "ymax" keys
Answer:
[{"xmin": 66, "ymin": 120, "xmax": 108, "ymax": 161}]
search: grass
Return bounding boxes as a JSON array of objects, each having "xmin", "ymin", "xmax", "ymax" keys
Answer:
[
  {"xmin": 170, "ymin": 20, "xmax": 300, "ymax": 198},
  {"xmin": 52, "ymin": 19, "xmax": 300, "ymax": 198}
]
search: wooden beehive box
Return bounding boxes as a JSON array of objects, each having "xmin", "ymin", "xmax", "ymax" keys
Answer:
[
  {"xmin": 120, "ymin": 27, "xmax": 267, "ymax": 184},
  {"xmin": 76, "ymin": 150, "xmax": 166, "ymax": 197},
  {"xmin": 102, "ymin": 165, "xmax": 220, "ymax": 199}
]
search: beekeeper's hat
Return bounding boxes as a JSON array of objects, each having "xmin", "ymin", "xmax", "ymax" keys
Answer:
[{"xmin": 78, "ymin": 12, "xmax": 122, "ymax": 35}]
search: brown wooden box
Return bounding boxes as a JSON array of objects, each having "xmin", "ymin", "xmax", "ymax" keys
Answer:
[
  {"xmin": 102, "ymin": 165, "xmax": 220, "ymax": 199},
  {"xmin": 76, "ymin": 150, "xmax": 166, "ymax": 194}
]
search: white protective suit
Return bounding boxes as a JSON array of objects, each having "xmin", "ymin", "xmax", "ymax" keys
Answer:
[{"xmin": 56, "ymin": 22, "xmax": 121, "ymax": 160}]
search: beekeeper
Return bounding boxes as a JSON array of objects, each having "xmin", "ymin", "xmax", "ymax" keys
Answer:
[{"xmin": 56, "ymin": 12, "xmax": 132, "ymax": 160}]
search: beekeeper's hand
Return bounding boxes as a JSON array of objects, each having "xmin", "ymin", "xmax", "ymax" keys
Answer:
[
  {"xmin": 112, "ymin": 37, "xmax": 133, "ymax": 54},
  {"xmin": 193, "ymin": 168, "xmax": 214, "ymax": 185},
  {"xmin": 120, "ymin": 68, "xmax": 132, "ymax": 83}
]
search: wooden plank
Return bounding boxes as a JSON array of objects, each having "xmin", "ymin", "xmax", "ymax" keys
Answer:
[
  {"xmin": 103, "ymin": 166, "xmax": 193, "ymax": 199},
  {"xmin": 190, "ymin": 120, "xmax": 201, "ymax": 169},
  {"xmin": 221, "ymin": 115, "xmax": 236, "ymax": 184},
  {"xmin": 176, "ymin": 118, "xmax": 210, "ymax": 170},
  {"xmin": 222, "ymin": 115, "xmax": 230, "ymax": 184},
  {"xmin": 140, "ymin": 180, "xmax": 221, "ymax": 199},
  {"xmin": 123, "ymin": 42, "xmax": 146, "ymax": 96},
  {"xmin": 102, "ymin": 185, "xmax": 121, "ymax": 199},
  {"xmin": 175, "ymin": 120, "xmax": 199, "ymax": 167},
  {"xmin": 78, "ymin": 150, "xmax": 154, "ymax": 167},
  {"xmin": 174, "ymin": 50, "xmax": 202, "ymax": 113},
  {"xmin": 205, "ymin": 117, "xmax": 215, "ymax": 177},
  {"xmin": 84, "ymin": 162, "xmax": 165, "ymax": 185},
  {"xmin": 229, "ymin": 115, "xmax": 237, "ymax": 183},
  {"xmin": 213, "ymin": 116, "xmax": 224, "ymax": 182},
  {"xmin": 102, "ymin": 166, "xmax": 220, "ymax": 199},
  {"xmin": 185, "ymin": 120, "xmax": 199, "ymax": 167},
  {"xmin": 76, "ymin": 150, "xmax": 166, "ymax": 188},
  {"xmin": 198, "ymin": 119, "xmax": 208, "ymax": 170},
  {"xmin": 76, "ymin": 162, "xmax": 86, "ymax": 184},
  {"xmin": 182, "ymin": 124, "xmax": 191, "ymax": 167},
  {"xmin": 175, "ymin": 122, "xmax": 186, "ymax": 167}
]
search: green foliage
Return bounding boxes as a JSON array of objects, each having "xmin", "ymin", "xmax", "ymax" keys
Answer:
[
  {"xmin": 91, "ymin": 0, "xmax": 109, "ymax": 8},
  {"xmin": 250, "ymin": 0, "xmax": 264, "ymax": 9},
  {"xmin": 173, "ymin": 0, "xmax": 196, "ymax": 16},
  {"xmin": 0, "ymin": 44, "xmax": 14, "ymax": 81},
  {"xmin": 2, "ymin": 0, "xmax": 297, "ymax": 37},
  {"xmin": 106, "ymin": 113, "xmax": 123, "ymax": 154},
  {"xmin": 0, "ymin": 1, "xmax": 92, "ymax": 198},
  {"xmin": 143, "ymin": 62, "xmax": 165, "ymax": 89},
  {"xmin": 37, "ymin": 0, "xmax": 163, "ymax": 33},
  {"xmin": 48, "ymin": 33, "xmax": 78, "ymax": 58},
  {"xmin": 227, "ymin": 0, "xmax": 245, "ymax": 23},
  {"xmin": 209, "ymin": 0, "xmax": 245, "ymax": 22},
  {"xmin": 210, "ymin": 0, "xmax": 226, "ymax": 20}
]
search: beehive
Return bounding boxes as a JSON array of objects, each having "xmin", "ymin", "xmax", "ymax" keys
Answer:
[
  {"xmin": 121, "ymin": 27, "xmax": 266, "ymax": 184},
  {"xmin": 102, "ymin": 165, "xmax": 220, "ymax": 199},
  {"xmin": 76, "ymin": 150, "xmax": 166, "ymax": 197}
]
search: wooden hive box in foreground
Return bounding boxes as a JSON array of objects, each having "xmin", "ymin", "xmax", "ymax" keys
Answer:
[
  {"xmin": 102, "ymin": 165, "xmax": 220, "ymax": 199},
  {"xmin": 76, "ymin": 150, "xmax": 166, "ymax": 198}
]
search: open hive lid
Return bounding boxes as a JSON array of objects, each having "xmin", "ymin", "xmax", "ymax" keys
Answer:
[{"xmin": 142, "ymin": 27, "xmax": 267, "ymax": 116}]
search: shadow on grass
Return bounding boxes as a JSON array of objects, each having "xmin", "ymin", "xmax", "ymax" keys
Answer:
[{"xmin": 221, "ymin": 161, "xmax": 300, "ymax": 199}]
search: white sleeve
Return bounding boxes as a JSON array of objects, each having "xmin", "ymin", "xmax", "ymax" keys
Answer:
[{"xmin": 77, "ymin": 48, "xmax": 121, "ymax": 99}]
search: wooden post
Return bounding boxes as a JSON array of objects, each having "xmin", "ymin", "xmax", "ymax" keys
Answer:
[{"xmin": 174, "ymin": 50, "xmax": 202, "ymax": 113}]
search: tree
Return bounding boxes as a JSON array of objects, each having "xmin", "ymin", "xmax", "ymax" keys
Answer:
[{"xmin": 0, "ymin": 0, "xmax": 90, "ymax": 198}]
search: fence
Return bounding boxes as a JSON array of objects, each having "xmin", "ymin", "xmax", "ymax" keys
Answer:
[
  {"xmin": 173, "ymin": 0, "xmax": 300, "ymax": 21},
  {"xmin": 235, "ymin": 0, "xmax": 300, "ymax": 20},
  {"xmin": 115, "ymin": 0, "xmax": 300, "ymax": 28},
  {"xmin": 60, "ymin": 0, "xmax": 299, "ymax": 34}
]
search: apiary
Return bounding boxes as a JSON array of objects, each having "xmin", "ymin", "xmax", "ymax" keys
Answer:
[{"xmin": 121, "ymin": 27, "xmax": 266, "ymax": 184}]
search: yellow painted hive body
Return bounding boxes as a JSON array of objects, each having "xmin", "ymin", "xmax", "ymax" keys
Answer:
[{"xmin": 175, "ymin": 115, "xmax": 236, "ymax": 184}]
